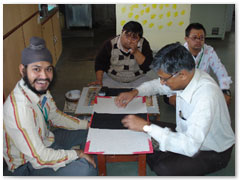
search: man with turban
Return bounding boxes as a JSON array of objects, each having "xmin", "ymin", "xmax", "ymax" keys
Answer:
[{"xmin": 3, "ymin": 37, "xmax": 97, "ymax": 176}]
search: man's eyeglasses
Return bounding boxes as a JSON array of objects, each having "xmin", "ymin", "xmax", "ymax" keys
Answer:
[
  {"xmin": 159, "ymin": 72, "xmax": 179, "ymax": 83},
  {"xmin": 189, "ymin": 35, "xmax": 205, "ymax": 41},
  {"xmin": 124, "ymin": 32, "xmax": 139, "ymax": 41}
]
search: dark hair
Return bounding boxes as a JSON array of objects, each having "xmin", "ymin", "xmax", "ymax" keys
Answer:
[
  {"xmin": 185, "ymin": 23, "xmax": 206, "ymax": 37},
  {"xmin": 122, "ymin": 21, "xmax": 143, "ymax": 38},
  {"xmin": 150, "ymin": 42, "xmax": 195, "ymax": 74}
]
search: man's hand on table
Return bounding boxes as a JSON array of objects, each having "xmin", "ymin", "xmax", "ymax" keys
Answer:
[
  {"xmin": 88, "ymin": 80, "xmax": 102, "ymax": 86},
  {"xmin": 115, "ymin": 89, "xmax": 139, "ymax": 108},
  {"xmin": 75, "ymin": 149, "xmax": 96, "ymax": 168},
  {"xmin": 121, "ymin": 115, "xmax": 150, "ymax": 132}
]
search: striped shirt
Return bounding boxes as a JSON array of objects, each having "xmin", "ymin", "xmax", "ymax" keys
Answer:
[{"xmin": 3, "ymin": 79, "xmax": 88, "ymax": 172}]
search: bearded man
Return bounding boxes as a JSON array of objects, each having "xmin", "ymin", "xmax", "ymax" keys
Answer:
[{"xmin": 3, "ymin": 37, "xmax": 97, "ymax": 176}]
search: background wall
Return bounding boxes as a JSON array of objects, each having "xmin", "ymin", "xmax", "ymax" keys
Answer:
[{"xmin": 116, "ymin": 4, "xmax": 191, "ymax": 52}]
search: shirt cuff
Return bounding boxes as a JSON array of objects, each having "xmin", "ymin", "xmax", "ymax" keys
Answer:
[
  {"xmin": 78, "ymin": 120, "xmax": 89, "ymax": 129},
  {"xmin": 66, "ymin": 150, "xmax": 79, "ymax": 162},
  {"xmin": 147, "ymin": 124, "xmax": 170, "ymax": 152},
  {"xmin": 148, "ymin": 124, "xmax": 163, "ymax": 137}
]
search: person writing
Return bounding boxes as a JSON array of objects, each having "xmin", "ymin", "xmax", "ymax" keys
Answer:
[
  {"xmin": 89, "ymin": 21, "xmax": 153, "ymax": 88},
  {"xmin": 3, "ymin": 37, "xmax": 97, "ymax": 176},
  {"xmin": 165, "ymin": 23, "xmax": 232, "ymax": 107},
  {"xmin": 115, "ymin": 42, "xmax": 235, "ymax": 175}
]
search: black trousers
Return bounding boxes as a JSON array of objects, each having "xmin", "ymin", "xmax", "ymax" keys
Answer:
[{"xmin": 147, "ymin": 121, "xmax": 234, "ymax": 176}]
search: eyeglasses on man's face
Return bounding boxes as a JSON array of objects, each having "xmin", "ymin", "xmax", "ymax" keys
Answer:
[
  {"xmin": 188, "ymin": 35, "xmax": 205, "ymax": 41},
  {"xmin": 123, "ymin": 32, "xmax": 140, "ymax": 42},
  {"xmin": 159, "ymin": 72, "xmax": 179, "ymax": 83}
]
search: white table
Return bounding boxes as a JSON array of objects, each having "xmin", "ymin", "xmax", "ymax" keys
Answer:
[{"xmin": 75, "ymin": 87, "xmax": 160, "ymax": 115}]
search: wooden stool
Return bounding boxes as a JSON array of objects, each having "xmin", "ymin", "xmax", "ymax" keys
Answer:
[{"xmin": 97, "ymin": 154, "xmax": 146, "ymax": 176}]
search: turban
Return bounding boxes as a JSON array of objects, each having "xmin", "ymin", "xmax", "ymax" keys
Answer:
[{"xmin": 21, "ymin": 37, "xmax": 53, "ymax": 65}]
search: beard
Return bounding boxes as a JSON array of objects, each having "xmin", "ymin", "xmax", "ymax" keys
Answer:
[{"xmin": 22, "ymin": 68, "xmax": 56, "ymax": 95}]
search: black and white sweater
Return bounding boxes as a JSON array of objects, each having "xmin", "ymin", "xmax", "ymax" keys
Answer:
[{"xmin": 95, "ymin": 35, "xmax": 153, "ymax": 83}]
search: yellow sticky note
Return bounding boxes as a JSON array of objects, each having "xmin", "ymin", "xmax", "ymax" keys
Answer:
[
  {"xmin": 128, "ymin": 12, "xmax": 133, "ymax": 18},
  {"xmin": 121, "ymin": 7, "xmax": 126, "ymax": 13},
  {"xmin": 151, "ymin": 14, "xmax": 156, "ymax": 19},
  {"xmin": 179, "ymin": 21, "xmax": 184, "ymax": 26},
  {"xmin": 166, "ymin": 11, "xmax": 171, "ymax": 17},
  {"xmin": 145, "ymin": 7, "xmax": 150, "ymax": 13},
  {"xmin": 149, "ymin": 23, "xmax": 154, "ymax": 28},
  {"xmin": 174, "ymin": 11, "xmax": 178, "ymax": 17},
  {"xmin": 172, "ymin": 4, "xmax": 177, "ymax": 9},
  {"xmin": 167, "ymin": 21, "xmax": 173, "ymax": 26},
  {"xmin": 159, "ymin": 4, "xmax": 164, "ymax": 10},
  {"xmin": 152, "ymin": 4, "xmax": 157, "ymax": 9},
  {"xmin": 135, "ymin": 15, "xmax": 139, "ymax": 20},
  {"xmin": 130, "ymin": 4, "xmax": 138, "ymax": 11},
  {"xmin": 159, "ymin": 14, "xmax": 163, "ymax": 19},
  {"xmin": 158, "ymin": 25, "xmax": 163, "ymax": 30},
  {"xmin": 121, "ymin": 20, "xmax": 126, "ymax": 26},
  {"xmin": 142, "ymin": 20, "xmax": 147, "ymax": 25}
]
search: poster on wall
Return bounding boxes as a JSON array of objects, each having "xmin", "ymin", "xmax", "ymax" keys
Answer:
[{"xmin": 116, "ymin": 4, "xmax": 191, "ymax": 51}]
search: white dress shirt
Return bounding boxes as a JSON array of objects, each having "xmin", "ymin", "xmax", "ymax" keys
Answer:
[
  {"xmin": 184, "ymin": 42, "xmax": 232, "ymax": 89},
  {"xmin": 3, "ymin": 79, "xmax": 88, "ymax": 172},
  {"xmin": 137, "ymin": 69, "xmax": 235, "ymax": 157}
]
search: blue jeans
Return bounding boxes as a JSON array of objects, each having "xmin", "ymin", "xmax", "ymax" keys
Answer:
[{"xmin": 12, "ymin": 129, "xmax": 98, "ymax": 176}]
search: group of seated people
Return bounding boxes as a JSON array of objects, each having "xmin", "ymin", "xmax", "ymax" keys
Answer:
[{"xmin": 3, "ymin": 21, "xmax": 235, "ymax": 176}]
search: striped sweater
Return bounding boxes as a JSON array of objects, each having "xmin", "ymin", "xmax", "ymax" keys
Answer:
[{"xmin": 3, "ymin": 79, "xmax": 88, "ymax": 172}]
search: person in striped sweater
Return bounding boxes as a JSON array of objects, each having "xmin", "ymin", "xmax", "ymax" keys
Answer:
[{"xmin": 3, "ymin": 37, "xmax": 97, "ymax": 176}]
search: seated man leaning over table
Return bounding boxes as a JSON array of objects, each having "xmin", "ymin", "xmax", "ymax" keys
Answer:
[
  {"xmin": 115, "ymin": 42, "xmax": 235, "ymax": 176},
  {"xmin": 89, "ymin": 21, "xmax": 153, "ymax": 88},
  {"xmin": 3, "ymin": 37, "xmax": 97, "ymax": 176},
  {"xmin": 165, "ymin": 23, "xmax": 232, "ymax": 107}
]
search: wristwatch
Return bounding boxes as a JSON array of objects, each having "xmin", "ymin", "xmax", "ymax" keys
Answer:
[
  {"xmin": 222, "ymin": 89, "xmax": 231, "ymax": 96},
  {"xmin": 143, "ymin": 125, "xmax": 152, "ymax": 133}
]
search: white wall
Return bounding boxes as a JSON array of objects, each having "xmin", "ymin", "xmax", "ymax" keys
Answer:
[{"xmin": 116, "ymin": 4, "xmax": 191, "ymax": 52}]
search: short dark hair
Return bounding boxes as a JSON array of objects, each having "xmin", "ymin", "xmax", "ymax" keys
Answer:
[
  {"xmin": 185, "ymin": 23, "xmax": 206, "ymax": 37},
  {"xmin": 122, "ymin": 21, "xmax": 143, "ymax": 38},
  {"xmin": 151, "ymin": 42, "xmax": 195, "ymax": 74}
]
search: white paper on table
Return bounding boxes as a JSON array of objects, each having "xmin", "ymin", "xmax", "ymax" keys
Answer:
[
  {"xmin": 84, "ymin": 128, "xmax": 153, "ymax": 154},
  {"xmin": 75, "ymin": 87, "xmax": 160, "ymax": 114},
  {"xmin": 93, "ymin": 96, "xmax": 147, "ymax": 114}
]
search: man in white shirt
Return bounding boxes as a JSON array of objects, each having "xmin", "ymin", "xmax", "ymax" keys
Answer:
[
  {"xmin": 115, "ymin": 42, "xmax": 235, "ymax": 175},
  {"xmin": 165, "ymin": 23, "xmax": 232, "ymax": 107},
  {"xmin": 3, "ymin": 37, "xmax": 97, "ymax": 176}
]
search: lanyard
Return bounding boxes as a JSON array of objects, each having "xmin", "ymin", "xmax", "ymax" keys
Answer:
[
  {"xmin": 37, "ymin": 96, "xmax": 49, "ymax": 128},
  {"xmin": 197, "ymin": 47, "xmax": 204, "ymax": 68}
]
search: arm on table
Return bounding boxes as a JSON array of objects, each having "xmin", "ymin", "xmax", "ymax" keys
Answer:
[{"xmin": 115, "ymin": 89, "xmax": 139, "ymax": 108}]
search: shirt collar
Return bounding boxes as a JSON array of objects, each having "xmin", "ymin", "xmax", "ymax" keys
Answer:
[
  {"xmin": 19, "ymin": 78, "xmax": 51, "ymax": 104},
  {"xmin": 184, "ymin": 42, "xmax": 204, "ymax": 58},
  {"xmin": 178, "ymin": 69, "xmax": 201, "ymax": 103}
]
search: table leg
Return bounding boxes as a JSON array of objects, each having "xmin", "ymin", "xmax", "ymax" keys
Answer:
[
  {"xmin": 97, "ymin": 155, "xmax": 106, "ymax": 176},
  {"xmin": 138, "ymin": 154, "xmax": 146, "ymax": 176}
]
